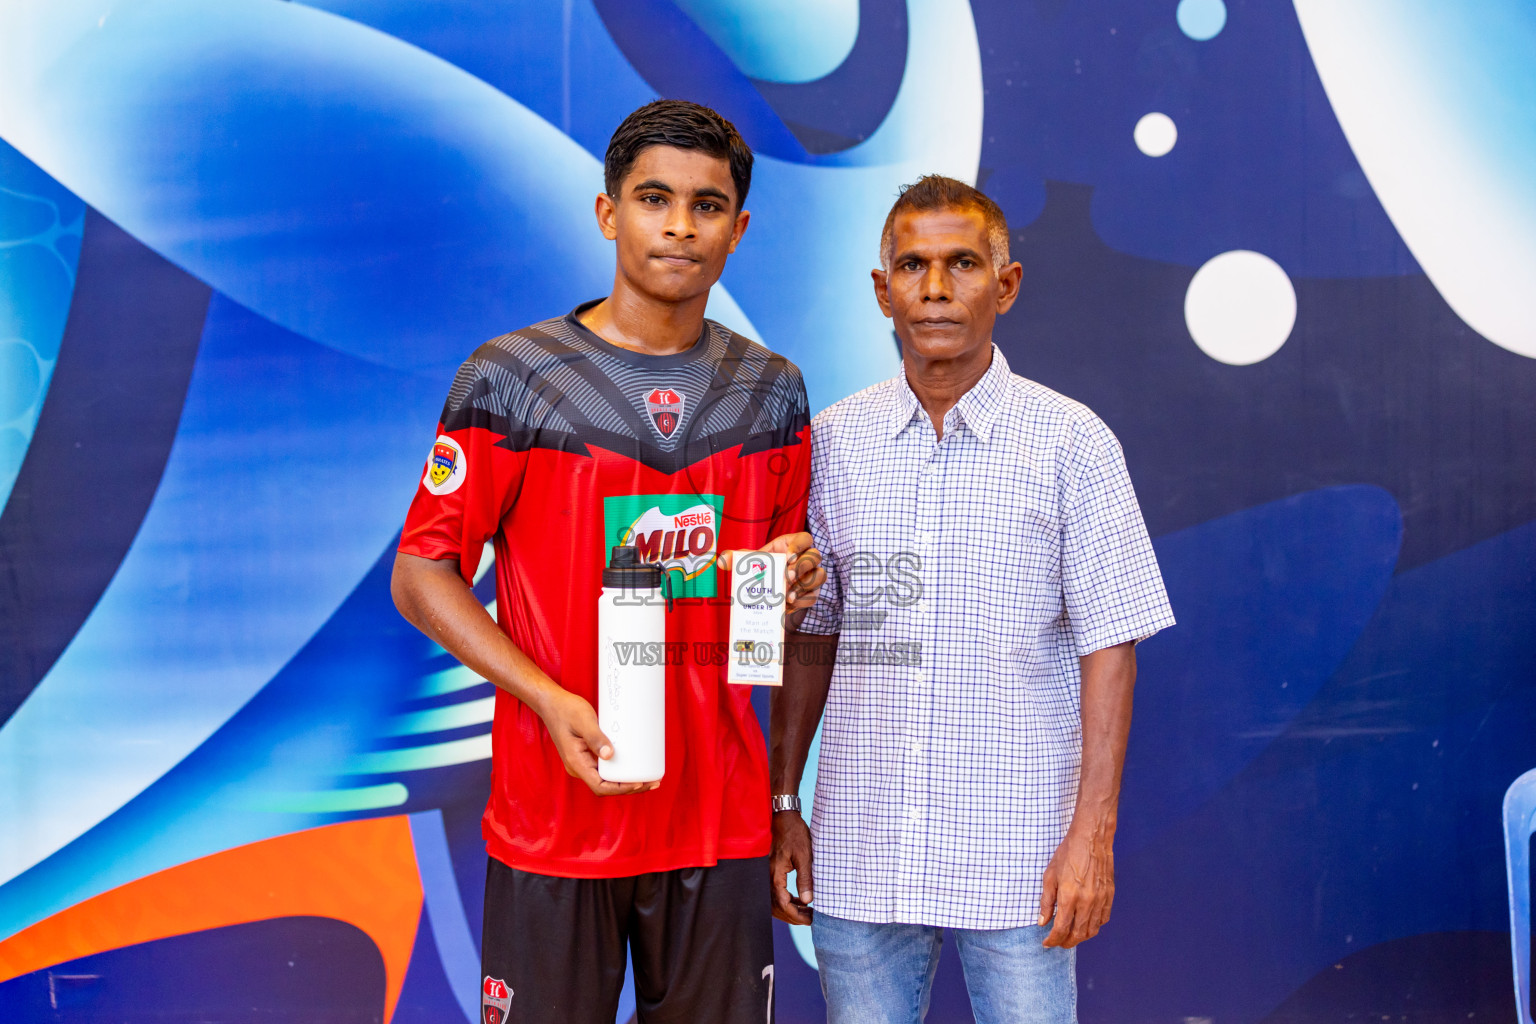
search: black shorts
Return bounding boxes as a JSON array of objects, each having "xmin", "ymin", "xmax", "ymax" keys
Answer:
[{"xmin": 479, "ymin": 855, "xmax": 773, "ymax": 1024}]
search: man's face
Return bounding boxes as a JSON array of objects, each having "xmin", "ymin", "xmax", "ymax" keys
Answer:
[
  {"xmin": 598, "ymin": 145, "xmax": 749, "ymax": 304},
  {"xmin": 873, "ymin": 206, "xmax": 1021, "ymax": 362}
]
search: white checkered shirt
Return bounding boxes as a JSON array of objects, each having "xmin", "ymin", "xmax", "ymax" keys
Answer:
[{"xmin": 797, "ymin": 345, "xmax": 1175, "ymax": 930}]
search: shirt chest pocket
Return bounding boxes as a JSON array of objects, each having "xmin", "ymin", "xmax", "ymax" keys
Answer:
[
  {"xmin": 1010, "ymin": 489, "xmax": 1061, "ymax": 565},
  {"xmin": 974, "ymin": 455, "xmax": 1063, "ymax": 603},
  {"xmin": 843, "ymin": 463, "xmax": 917, "ymax": 544}
]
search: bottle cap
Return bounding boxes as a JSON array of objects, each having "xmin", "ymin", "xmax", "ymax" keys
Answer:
[{"xmin": 603, "ymin": 545, "xmax": 664, "ymax": 590}]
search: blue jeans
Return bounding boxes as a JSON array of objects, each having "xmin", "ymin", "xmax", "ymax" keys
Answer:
[{"xmin": 812, "ymin": 912, "xmax": 1076, "ymax": 1024}]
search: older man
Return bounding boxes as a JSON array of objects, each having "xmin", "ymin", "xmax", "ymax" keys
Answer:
[{"xmin": 769, "ymin": 175, "xmax": 1175, "ymax": 1023}]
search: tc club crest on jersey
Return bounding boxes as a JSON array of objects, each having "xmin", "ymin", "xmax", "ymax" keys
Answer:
[
  {"xmin": 644, "ymin": 387, "xmax": 685, "ymax": 438},
  {"xmin": 423, "ymin": 434, "xmax": 466, "ymax": 495},
  {"xmin": 482, "ymin": 976, "xmax": 512, "ymax": 1024}
]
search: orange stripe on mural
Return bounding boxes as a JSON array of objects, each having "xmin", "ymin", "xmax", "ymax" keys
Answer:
[{"xmin": 0, "ymin": 816, "xmax": 423, "ymax": 1022}]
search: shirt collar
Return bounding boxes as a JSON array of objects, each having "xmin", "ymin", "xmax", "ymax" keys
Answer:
[{"xmin": 888, "ymin": 344, "xmax": 1011, "ymax": 443}]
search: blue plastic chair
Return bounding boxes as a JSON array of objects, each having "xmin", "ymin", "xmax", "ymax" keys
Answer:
[{"xmin": 1506, "ymin": 768, "xmax": 1536, "ymax": 1024}]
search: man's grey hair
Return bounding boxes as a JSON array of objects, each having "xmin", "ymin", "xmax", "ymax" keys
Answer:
[{"xmin": 879, "ymin": 174, "xmax": 1011, "ymax": 272}]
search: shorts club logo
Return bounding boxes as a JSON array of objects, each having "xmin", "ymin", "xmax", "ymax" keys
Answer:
[
  {"xmin": 424, "ymin": 435, "xmax": 466, "ymax": 495},
  {"xmin": 644, "ymin": 387, "xmax": 685, "ymax": 438},
  {"xmin": 482, "ymin": 976, "xmax": 512, "ymax": 1024}
]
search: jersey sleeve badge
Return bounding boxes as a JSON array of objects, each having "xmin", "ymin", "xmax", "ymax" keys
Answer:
[{"xmin": 424, "ymin": 435, "xmax": 467, "ymax": 495}]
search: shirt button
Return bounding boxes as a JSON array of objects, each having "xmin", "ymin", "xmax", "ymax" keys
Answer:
[{"xmin": 910, "ymin": 742, "xmax": 923, "ymax": 756}]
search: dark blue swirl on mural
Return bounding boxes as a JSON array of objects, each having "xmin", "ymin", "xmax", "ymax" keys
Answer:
[{"xmin": 0, "ymin": 211, "xmax": 209, "ymax": 724}]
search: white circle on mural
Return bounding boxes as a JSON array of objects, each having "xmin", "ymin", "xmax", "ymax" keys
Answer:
[
  {"xmin": 1177, "ymin": 0, "xmax": 1227, "ymax": 41},
  {"xmin": 1134, "ymin": 112, "xmax": 1177, "ymax": 157},
  {"xmin": 1185, "ymin": 250, "xmax": 1297, "ymax": 365}
]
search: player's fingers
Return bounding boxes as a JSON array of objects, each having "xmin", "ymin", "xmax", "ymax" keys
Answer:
[
  {"xmin": 769, "ymin": 532, "xmax": 813, "ymax": 561},
  {"xmin": 790, "ymin": 566, "xmax": 827, "ymax": 607},
  {"xmin": 791, "ymin": 562, "xmax": 824, "ymax": 587},
  {"xmin": 717, "ymin": 550, "xmax": 736, "ymax": 573},
  {"xmin": 573, "ymin": 716, "xmax": 613, "ymax": 761},
  {"xmin": 570, "ymin": 760, "xmax": 604, "ymax": 792},
  {"xmin": 558, "ymin": 736, "xmax": 597, "ymax": 779},
  {"xmin": 581, "ymin": 766, "xmax": 652, "ymax": 796},
  {"xmin": 790, "ymin": 555, "xmax": 819, "ymax": 590}
]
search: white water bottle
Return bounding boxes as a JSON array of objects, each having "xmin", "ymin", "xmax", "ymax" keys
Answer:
[{"xmin": 597, "ymin": 545, "xmax": 667, "ymax": 783}]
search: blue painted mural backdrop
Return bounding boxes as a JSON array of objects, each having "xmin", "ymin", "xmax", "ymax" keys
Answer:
[{"xmin": 0, "ymin": 1, "xmax": 1531, "ymax": 1021}]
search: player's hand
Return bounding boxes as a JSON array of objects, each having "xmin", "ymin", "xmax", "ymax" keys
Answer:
[
  {"xmin": 720, "ymin": 533, "xmax": 826, "ymax": 612},
  {"xmin": 1038, "ymin": 826, "xmax": 1115, "ymax": 948},
  {"xmin": 771, "ymin": 810, "xmax": 815, "ymax": 925},
  {"xmin": 538, "ymin": 688, "xmax": 658, "ymax": 797}
]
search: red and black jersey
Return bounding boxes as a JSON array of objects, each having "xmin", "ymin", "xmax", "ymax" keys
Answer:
[{"xmin": 400, "ymin": 301, "xmax": 811, "ymax": 878}]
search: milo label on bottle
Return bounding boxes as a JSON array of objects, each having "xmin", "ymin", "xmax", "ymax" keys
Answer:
[{"xmin": 602, "ymin": 493, "xmax": 725, "ymax": 598}]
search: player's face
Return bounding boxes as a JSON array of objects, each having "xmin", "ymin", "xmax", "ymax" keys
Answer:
[
  {"xmin": 600, "ymin": 145, "xmax": 749, "ymax": 305},
  {"xmin": 873, "ymin": 206, "xmax": 1021, "ymax": 364}
]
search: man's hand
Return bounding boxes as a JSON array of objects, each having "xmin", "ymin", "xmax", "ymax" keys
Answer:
[
  {"xmin": 770, "ymin": 632, "xmax": 836, "ymax": 927},
  {"xmin": 1038, "ymin": 826, "xmax": 1115, "ymax": 948},
  {"xmin": 720, "ymin": 532, "xmax": 826, "ymax": 612},
  {"xmin": 538, "ymin": 687, "xmax": 658, "ymax": 797},
  {"xmin": 770, "ymin": 810, "xmax": 815, "ymax": 925},
  {"xmin": 1038, "ymin": 641, "xmax": 1135, "ymax": 948}
]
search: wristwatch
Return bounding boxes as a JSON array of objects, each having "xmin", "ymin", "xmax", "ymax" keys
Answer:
[{"xmin": 771, "ymin": 794, "xmax": 802, "ymax": 814}]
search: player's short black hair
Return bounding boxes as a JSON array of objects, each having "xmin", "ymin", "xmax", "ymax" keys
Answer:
[
  {"xmin": 881, "ymin": 174, "xmax": 1011, "ymax": 270},
  {"xmin": 604, "ymin": 100, "xmax": 754, "ymax": 209}
]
